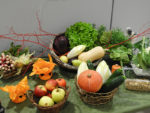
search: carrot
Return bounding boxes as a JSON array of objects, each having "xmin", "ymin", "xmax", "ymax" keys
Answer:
[{"xmin": 111, "ymin": 64, "xmax": 121, "ymax": 73}]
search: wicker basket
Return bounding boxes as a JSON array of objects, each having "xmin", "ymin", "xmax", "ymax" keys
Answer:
[
  {"xmin": 2, "ymin": 65, "xmax": 31, "ymax": 80},
  {"xmin": 75, "ymin": 77, "xmax": 117, "ymax": 105},
  {"xmin": 27, "ymin": 86, "xmax": 71, "ymax": 113},
  {"xmin": 49, "ymin": 33, "xmax": 102, "ymax": 71}
]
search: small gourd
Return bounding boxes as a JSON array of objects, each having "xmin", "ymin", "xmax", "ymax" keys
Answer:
[
  {"xmin": 77, "ymin": 70, "xmax": 103, "ymax": 92},
  {"xmin": 78, "ymin": 46, "xmax": 105, "ymax": 62}
]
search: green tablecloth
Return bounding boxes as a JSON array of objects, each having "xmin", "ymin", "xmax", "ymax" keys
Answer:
[{"xmin": 0, "ymin": 66, "xmax": 150, "ymax": 113}]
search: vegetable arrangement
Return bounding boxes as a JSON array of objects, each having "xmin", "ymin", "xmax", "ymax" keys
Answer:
[
  {"xmin": 98, "ymin": 25, "xmax": 133, "ymax": 64},
  {"xmin": 59, "ymin": 44, "xmax": 105, "ymax": 67},
  {"xmin": 0, "ymin": 42, "xmax": 35, "ymax": 78},
  {"xmin": 52, "ymin": 22, "xmax": 134, "ymax": 69},
  {"xmin": 77, "ymin": 60, "xmax": 125, "ymax": 93}
]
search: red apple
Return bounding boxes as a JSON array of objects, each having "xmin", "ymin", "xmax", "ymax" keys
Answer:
[
  {"xmin": 45, "ymin": 79, "xmax": 58, "ymax": 91},
  {"xmin": 34, "ymin": 85, "xmax": 47, "ymax": 97},
  {"xmin": 46, "ymin": 93, "xmax": 52, "ymax": 98},
  {"xmin": 56, "ymin": 78, "xmax": 66, "ymax": 88}
]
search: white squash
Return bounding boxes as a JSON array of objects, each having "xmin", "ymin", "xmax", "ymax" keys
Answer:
[
  {"xmin": 77, "ymin": 62, "xmax": 88, "ymax": 79},
  {"xmin": 96, "ymin": 60, "xmax": 111, "ymax": 84},
  {"xmin": 67, "ymin": 45, "xmax": 86, "ymax": 59}
]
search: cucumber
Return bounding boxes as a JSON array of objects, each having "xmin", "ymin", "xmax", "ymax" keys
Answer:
[
  {"xmin": 109, "ymin": 68, "xmax": 122, "ymax": 80},
  {"xmin": 87, "ymin": 60, "xmax": 95, "ymax": 70},
  {"xmin": 100, "ymin": 75, "xmax": 126, "ymax": 92}
]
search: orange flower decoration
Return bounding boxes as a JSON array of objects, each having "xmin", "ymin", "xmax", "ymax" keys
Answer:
[
  {"xmin": 30, "ymin": 54, "xmax": 56, "ymax": 80},
  {"xmin": 0, "ymin": 76, "xmax": 30, "ymax": 103}
]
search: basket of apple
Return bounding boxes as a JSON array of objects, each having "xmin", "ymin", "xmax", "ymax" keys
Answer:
[{"xmin": 27, "ymin": 78, "xmax": 70, "ymax": 113}]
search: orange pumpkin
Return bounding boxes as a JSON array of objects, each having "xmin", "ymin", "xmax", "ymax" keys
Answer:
[{"xmin": 78, "ymin": 70, "xmax": 103, "ymax": 93}]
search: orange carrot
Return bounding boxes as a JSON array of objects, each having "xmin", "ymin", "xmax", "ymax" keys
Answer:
[{"xmin": 111, "ymin": 64, "xmax": 121, "ymax": 73}]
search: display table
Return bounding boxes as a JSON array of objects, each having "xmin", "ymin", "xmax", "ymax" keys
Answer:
[{"xmin": 0, "ymin": 66, "xmax": 150, "ymax": 113}]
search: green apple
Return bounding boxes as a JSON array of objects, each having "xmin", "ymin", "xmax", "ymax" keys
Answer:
[
  {"xmin": 60, "ymin": 56, "xmax": 68, "ymax": 63},
  {"xmin": 52, "ymin": 88, "xmax": 65, "ymax": 103},
  {"xmin": 39, "ymin": 96, "xmax": 54, "ymax": 107}
]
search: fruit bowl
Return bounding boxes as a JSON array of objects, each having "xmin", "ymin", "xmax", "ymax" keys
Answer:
[
  {"xmin": 49, "ymin": 33, "xmax": 102, "ymax": 71},
  {"xmin": 75, "ymin": 77, "xmax": 117, "ymax": 105},
  {"xmin": 27, "ymin": 86, "xmax": 70, "ymax": 113}
]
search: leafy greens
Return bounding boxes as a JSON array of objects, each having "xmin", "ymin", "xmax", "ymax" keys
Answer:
[
  {"xmin": 65, "ymin": 22, "xmax": 98, "ymax": 51},
  {"xmin": 109, "ymin": 46, "xmax": 132, "ymax": 64},
  {"xmin": 97, "ymin": 26, "xmax": 133, "ymax": 64},
  {"xmin": 3, "ymin": 42, "xmax": 29, "ymax": 57},
  {"xmin": 132, "ymin": 37, "xmax": 150, "ymax": 69}
]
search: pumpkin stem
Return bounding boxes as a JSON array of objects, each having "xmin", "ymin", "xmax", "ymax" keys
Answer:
[{"xmin": 87, "ymin": 74, "xmax": 91, "ymax": 78}]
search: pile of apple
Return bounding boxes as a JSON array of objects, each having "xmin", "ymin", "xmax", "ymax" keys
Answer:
[{"xmin": 34, "ymin": 78, "xmax": 67, "ymax": 107}]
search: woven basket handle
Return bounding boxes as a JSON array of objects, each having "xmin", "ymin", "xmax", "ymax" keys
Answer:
[
  {"xmin": 66, "ymin": 86, "xmax": 71, "ymax": 94},
  {"xmin": 27, "ymin": 90, "xmax": 38, "ymax": 106}
]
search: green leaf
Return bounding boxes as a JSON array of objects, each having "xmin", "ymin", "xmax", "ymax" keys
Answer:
[
  {"xmin": 109, "ymin": 46, "xmax": 132, "ymax": 64},
  {"xmin": 99, "ymin": 31, "xmax": 112, "ymax": 45}
]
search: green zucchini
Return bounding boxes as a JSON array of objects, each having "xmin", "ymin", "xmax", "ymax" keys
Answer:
[
  {"xmin": 109, "ymin": 68, "xmax": 122, "ymax": 80},
  {"xmin": 100, "ymin": 75, "xmax": 126, "ymax": 92},
  {"xmin": 87, "ymin": 60, "xmax": 95, "ymax": 70}
]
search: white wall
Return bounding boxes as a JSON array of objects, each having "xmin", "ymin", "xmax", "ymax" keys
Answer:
[
  {"xmin": 112, "ymin": 0, "xmax": 150, "ymax": 34},
  {"xmin": 40, "ymin": 0, "xmax": 112, "ymax": 33}
]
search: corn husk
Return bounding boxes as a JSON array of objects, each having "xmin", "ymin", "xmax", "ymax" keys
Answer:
[{"xmin": 125, "ymin": 78, "xmax": 150, "ymax": 91}]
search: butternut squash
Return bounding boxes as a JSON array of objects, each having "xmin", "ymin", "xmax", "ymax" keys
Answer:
[{"xmin": 78, "ymin": 46, "xmax": 105, "ymax": 62}]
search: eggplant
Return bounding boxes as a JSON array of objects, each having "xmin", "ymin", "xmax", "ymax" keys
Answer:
[{"xmin": 53, "ymin": 34, "xmax": 70, "ymax": 55}]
